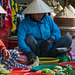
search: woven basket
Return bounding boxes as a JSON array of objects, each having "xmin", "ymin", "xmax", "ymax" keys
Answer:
[
  {"xmin": 53, "ymin": 17, "xmax": 75, "ymax": 36},
  {"xmin": 54, "ymin": 17, "xmax": 75, "ymax": 27},
  {"xmin": 60, "ymin": 29, "xmax": 75, "ymax": 36}
]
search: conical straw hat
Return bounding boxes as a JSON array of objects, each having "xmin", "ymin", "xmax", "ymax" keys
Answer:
[
  {"xmin": 0, "ymin": 5, "xmax": 7, "ymax": 14},
  {"xmin": 22, "ymin": 0, "xmax": 53, "ymax": 14}
]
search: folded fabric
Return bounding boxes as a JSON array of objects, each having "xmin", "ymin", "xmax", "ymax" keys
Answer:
[
  {"xmin": 0, "ymin": 49, "xmax": 19, "ymax": 68},
  {"xmin": 16, "ymin": 55, "xmax": 29, "ymax": 65},
  {"xmin": 0, "ymin": 49, "xmax": 28, "ymax": 69}
]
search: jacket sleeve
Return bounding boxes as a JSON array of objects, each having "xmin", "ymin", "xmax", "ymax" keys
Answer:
[
  {"xmin": 0, "ymin": 39, "xmax": 6, "ymax": 53},
  {"xmin": 17, "ymin": 20, "xmax": 31, "ymax": 54},
  {"xmin": 49, "ymin": 17, "xmax": 61, "ymax": 42}
]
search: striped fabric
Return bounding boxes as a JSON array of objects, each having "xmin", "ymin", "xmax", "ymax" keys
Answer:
[{"xmin": 0, "ymin": 49, "xmax": 28, "ymax": 69}]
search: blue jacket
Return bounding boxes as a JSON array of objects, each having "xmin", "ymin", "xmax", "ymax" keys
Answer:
[{"xmin": 17, "ymin": 15, "xmax": 61, "ymax": 54}]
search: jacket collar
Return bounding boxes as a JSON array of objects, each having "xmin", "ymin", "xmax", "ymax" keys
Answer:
[{"xmin": 27, "ymin": 15, "xmax": 46, "ymax": 25}]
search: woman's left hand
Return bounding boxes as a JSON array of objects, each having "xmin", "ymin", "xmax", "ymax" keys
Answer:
[
  {"xmin": 47, "ymin": 37, "xmax": 54, "ymax": 44},
  {"xmin": 47, "ymin": 40, "xmax": 52, "ymax": 44},
  {"xmin": 3, "ymin": 49, "xmax": 11, "ymax": 60}
]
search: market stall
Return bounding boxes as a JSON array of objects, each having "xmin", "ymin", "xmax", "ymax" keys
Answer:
[{"xmin": 0, "ymin": 0, "xmax": 75, "ymax": 75}]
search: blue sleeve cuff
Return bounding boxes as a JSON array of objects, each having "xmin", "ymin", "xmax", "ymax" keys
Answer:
[{"xmin": 51, "ymin": 36, "xmax": 55, "ymax": 40}]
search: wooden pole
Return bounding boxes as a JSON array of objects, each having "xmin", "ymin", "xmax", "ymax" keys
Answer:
[
  {"xmin": 1, "ymin": 0, "xmax": 3, "ymax": 27},
  {"xmin": 65, "ymin": 0, "xmax": 68, "ymax": 6},
  {"xmin": 43, "ymin": 0, "xmax": 46, "ymax": 2}
]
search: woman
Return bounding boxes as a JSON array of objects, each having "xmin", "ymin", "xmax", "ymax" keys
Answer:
[{"xmin": 17, "ymin": 0, "xmax": 72, "ymax": 63}]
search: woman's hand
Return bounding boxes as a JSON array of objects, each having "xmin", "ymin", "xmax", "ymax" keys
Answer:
[
  {"xmin": 3, "ymin": 49, "xmax": 11, "ymax": 60},
  {"xmin": 47, "ymin": 37, "xmax": 54, "ymax": 44},
  {"xmin": 47, "ymin": 40, "xmax": 52, "ymax": 44},
  {"xmin": 27, "ymin": 51, "xmax": 36, "ymax": 63}
]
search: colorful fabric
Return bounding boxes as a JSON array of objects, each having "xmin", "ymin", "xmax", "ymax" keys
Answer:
[
  {"xmin": 18, "ymin": 7, "xmax": 24, "ymax": 14},
  {"xmin": 9, "ymin": 0, "xmax": 18, "ymax": 33},
  {"xmin": 0, "ymin": 49, "xmax": 28, "ymax": 69},
  {"xmin": 14, "ymin": 62, "xmax": 28, "ymax": 68},
  {"xmin": 3, "ymin": 0, "xmax": 13, "ymax": 29}
]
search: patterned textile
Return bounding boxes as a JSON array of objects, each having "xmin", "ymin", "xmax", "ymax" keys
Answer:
[
  {"xmin": 0, "ymin": 49, "xmax": 28, "ymax": 69},
  {"xmin": 9, "ymin": 0, "xmax": 18, "ymax": 33},
  {"xmin": 18, "ymin": 7, "xmax": 24, "ymax": 14},
  {"xmin": 14, "ymin": 62, "xmax": 28, "ymax": 68},
  {"xmin": 3, "ymin": 0, "xmax": 13, "ymax": 29}
]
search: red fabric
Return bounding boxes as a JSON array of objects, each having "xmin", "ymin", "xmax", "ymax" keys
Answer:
[
  {"xmin": 0, "ymin": 27, "xmax": 9, "ymax": 48},
  {"xmin": 16, "ymin": 54, "xmax": 29, "ymax": 65},
  {"xmin": 3, "ymin": 0, "xmax": 13, "ymax": 29}
]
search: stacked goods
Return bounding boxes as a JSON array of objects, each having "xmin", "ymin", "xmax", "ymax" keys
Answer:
[
  {"xmin": 55, "ymin": 7, "xmax": 75, "ymax": 18},
  {"xmin": 54, "ymin": 2, "xmax": 63, "ymax": 14},
  {"xmin": 67, "ymin": 5, "xmax": 75, "ymax": 15},
  {"xmin": 54, "ymin": 7, "xmax": 75, "ymax": 36},
  {"xmin": 54, "ymin": 5, "xmax": 63, "ymax": 14}
]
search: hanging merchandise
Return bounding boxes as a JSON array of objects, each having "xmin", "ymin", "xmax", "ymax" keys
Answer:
[
  {"xmin": 3, "ymin": 0, "xmax": 13, "ymax": 29},
  {"xmin": 18, "ymin": 7, "xmax": 24, "ymax": 14},
  {"xmin": 17, "ymin": 7, "xmax": 25, "ymax": 30},
  {"xmin": 0, "ymin": 5, "xmax": 9, "ymax": 48},
  {"xmin": 9, "ymin": 0, "xmax": 18, "ymax": 33},
  {"xmin": 54, "ymin": 2, "xmax": 63, "ymax": 14},
  {"xmin": 0, "ymin": 0, "xmax": 2, "ymax": 5}
]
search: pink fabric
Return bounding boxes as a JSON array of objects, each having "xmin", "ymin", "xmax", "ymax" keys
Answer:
[
  {"xmin": 16, "ymin": 54, "xmax": 30, "ymax": 65},
  {"xmin": 71, "ymin": 39, "xmax": 75, "ymax": 51},
  {"xmin": 67, "ymin": 32, "xmax": 75, "ymax": 60},
  {"xmin": 67, "ymin": 32, "xmax": 75, "ymax": 51}
]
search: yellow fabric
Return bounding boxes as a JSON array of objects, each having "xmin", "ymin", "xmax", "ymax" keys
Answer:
[{"xmin": 10, "ymin": 0, "xmax": 18, "ymax": 32}]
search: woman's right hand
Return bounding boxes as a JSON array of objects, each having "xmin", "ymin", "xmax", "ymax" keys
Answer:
[
  {"xmin": 2, "ymin": 49, "xmax": 11, "ymax": 60},
  {"xmin": 27, "ymin": 51, "xmax": 36, "ymax": 63}
]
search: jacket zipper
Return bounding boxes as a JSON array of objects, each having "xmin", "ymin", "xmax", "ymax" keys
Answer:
[{"xmin": 37, "ymin": 23, "xmax": 42, "ymax": 39}]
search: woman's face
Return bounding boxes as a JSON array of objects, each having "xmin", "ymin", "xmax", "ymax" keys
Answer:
[{"xmin": 31, "ymin": 13, "xmax": 45, "ymax": 21}]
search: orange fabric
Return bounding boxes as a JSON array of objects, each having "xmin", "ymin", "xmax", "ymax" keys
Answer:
[
  {"xmin": 0, "ymin": 39, "xmax": 6, "ymax": 47},
  {"xmin": 0, "ymin": 39, "xmax": 6, "ymax": 53}
]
